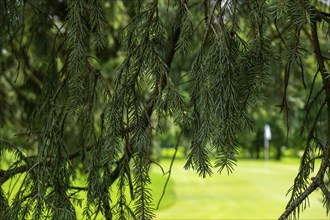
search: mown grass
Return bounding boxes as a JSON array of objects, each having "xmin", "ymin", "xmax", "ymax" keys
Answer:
[
  {"xmin": 2, "ymin": 155, "xmax": 329, "ymax": 219},
  {"xmin": 1, "ymin": 157, "xmax": 175, "ymax": 219},
  {"xmin": 153, "ymin": 158, "xmax": 328, "ymax": 219},
  {"xmin": 72, "ymin": 172, "xmax": 176, "ymax": 219}
]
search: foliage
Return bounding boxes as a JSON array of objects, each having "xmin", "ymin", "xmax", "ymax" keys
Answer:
[{"xmin": 0, "ymin": 0, "xmax": 330, "ymax": 219}]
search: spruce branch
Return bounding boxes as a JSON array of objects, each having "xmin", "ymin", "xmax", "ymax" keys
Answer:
[
  {"xmin": 310, "ymin": 6, "xmax": 330, "ymax": 181},
  {"xmin": 0, "ymin": 144, "xmax": 94, "ymax": 185},
  {"xmin": 279, "ymin": 7, "xmax": 330, "ymax": 219},
  {"xmin": 304, "ymin": 69, "xmax": 320, "ymax": 110},
  {"xmin": 84, "ymin": 5, "xmax": 183, "ymax": 218},
  {"xmin": 4, "ymin": 1, "xmax": 330, "ymax": 219},
  {"xmin": 319, "ymin": 181, "xmax": 330, "ymax": 200},
  {"xmin": 279, "ymin": 180, "xmax": 319, "ymax": 220},
  {"xmin": 301, "ymin": 90, "xmax": 326, "ymax": 136}
]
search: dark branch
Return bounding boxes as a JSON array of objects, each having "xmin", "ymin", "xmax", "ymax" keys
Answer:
[
  {"xmin": 279, "ymin": 8, "xmax": 330, "ymax": 220},
  {"xmin": 319, "ymin": 181, "xmax": 330, "ymax": 200},
  {"xmin": 279, "ymin": 180, "xmax": 319, "ymax": 220},
  {"xmin": 156, "ymin": 130, "xmax": 182, "ymax": 209},
  {"xmin": 108, "ymin": 6, "xmax": 183, "ymax": 187},
  {"xmin": 0, "ymin": 165, "xmax": 29, "ymax": 185},
  {"xmin": 0, "ymin": 144, "xmax": 94, "ymax": 185}
]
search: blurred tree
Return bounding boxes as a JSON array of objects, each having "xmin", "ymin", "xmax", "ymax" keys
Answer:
[{"xmin": 0, "ymin": 0, "xmax": 330, "ymax": 219}]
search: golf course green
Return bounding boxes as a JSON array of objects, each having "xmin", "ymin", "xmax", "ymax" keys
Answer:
[
  {"xmin": 152, "ymin": 158, "xmax": 328, "ymax": 219},
  {"xmin": 2, "ymin": 157, "xmax": 328, "ymax": 219}
]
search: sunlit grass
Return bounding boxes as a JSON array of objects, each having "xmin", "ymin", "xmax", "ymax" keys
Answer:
[
  {"xmin": 2, "ymin": 154, "xmax": 328, "ymax": 219},
  {"xmin": 72, "ymin": 172, "xmax": 175, "ymax": 219},
  {"xmin": 153, "ymin": 158, "xmax": 328, "ymax": 219},
  {"xmin": 2, "ymin": 161, "xmax": 176, "ymax": 219}
]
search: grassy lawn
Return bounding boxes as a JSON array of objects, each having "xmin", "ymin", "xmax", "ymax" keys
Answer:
[
  {"xmin": 2, "ymin": 158, "xmax": 176, "ymax": 219},
  {"xmin": 152, "ymin": 158, "xmax": 328, "ymax": 219},
  {"xmin": 71, "ymin": 172, "xmax": 175, "ymax": 219},
  {"xmin": 2, "ymin": 156, "xmax": 329, "ymax": 219}
]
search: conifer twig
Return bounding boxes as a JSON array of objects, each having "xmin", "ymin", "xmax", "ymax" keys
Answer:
[
  {"xmin": 156, "ymin": 130, "xmax": 182, "ymax": 209},
  {"xmin": 280, "ymin": 10, "xmax": 330, "ymax": 219},
  {"xmin": 279, "ymin": 180, "xmax": 318, "ymax": 220}
]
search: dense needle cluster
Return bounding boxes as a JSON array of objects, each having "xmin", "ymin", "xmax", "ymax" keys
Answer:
[{"xmin": 0, "ymin": 0, "xmax": 330, "ymax": 219}]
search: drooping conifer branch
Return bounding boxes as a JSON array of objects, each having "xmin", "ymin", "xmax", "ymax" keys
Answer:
[
  {"xmin": 279, "ymin": 5, "xmax": 330, "ymax": 219},
  {"xmin": 1, "ymin": 1, "xmax": 330, "ymax": 219}
]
